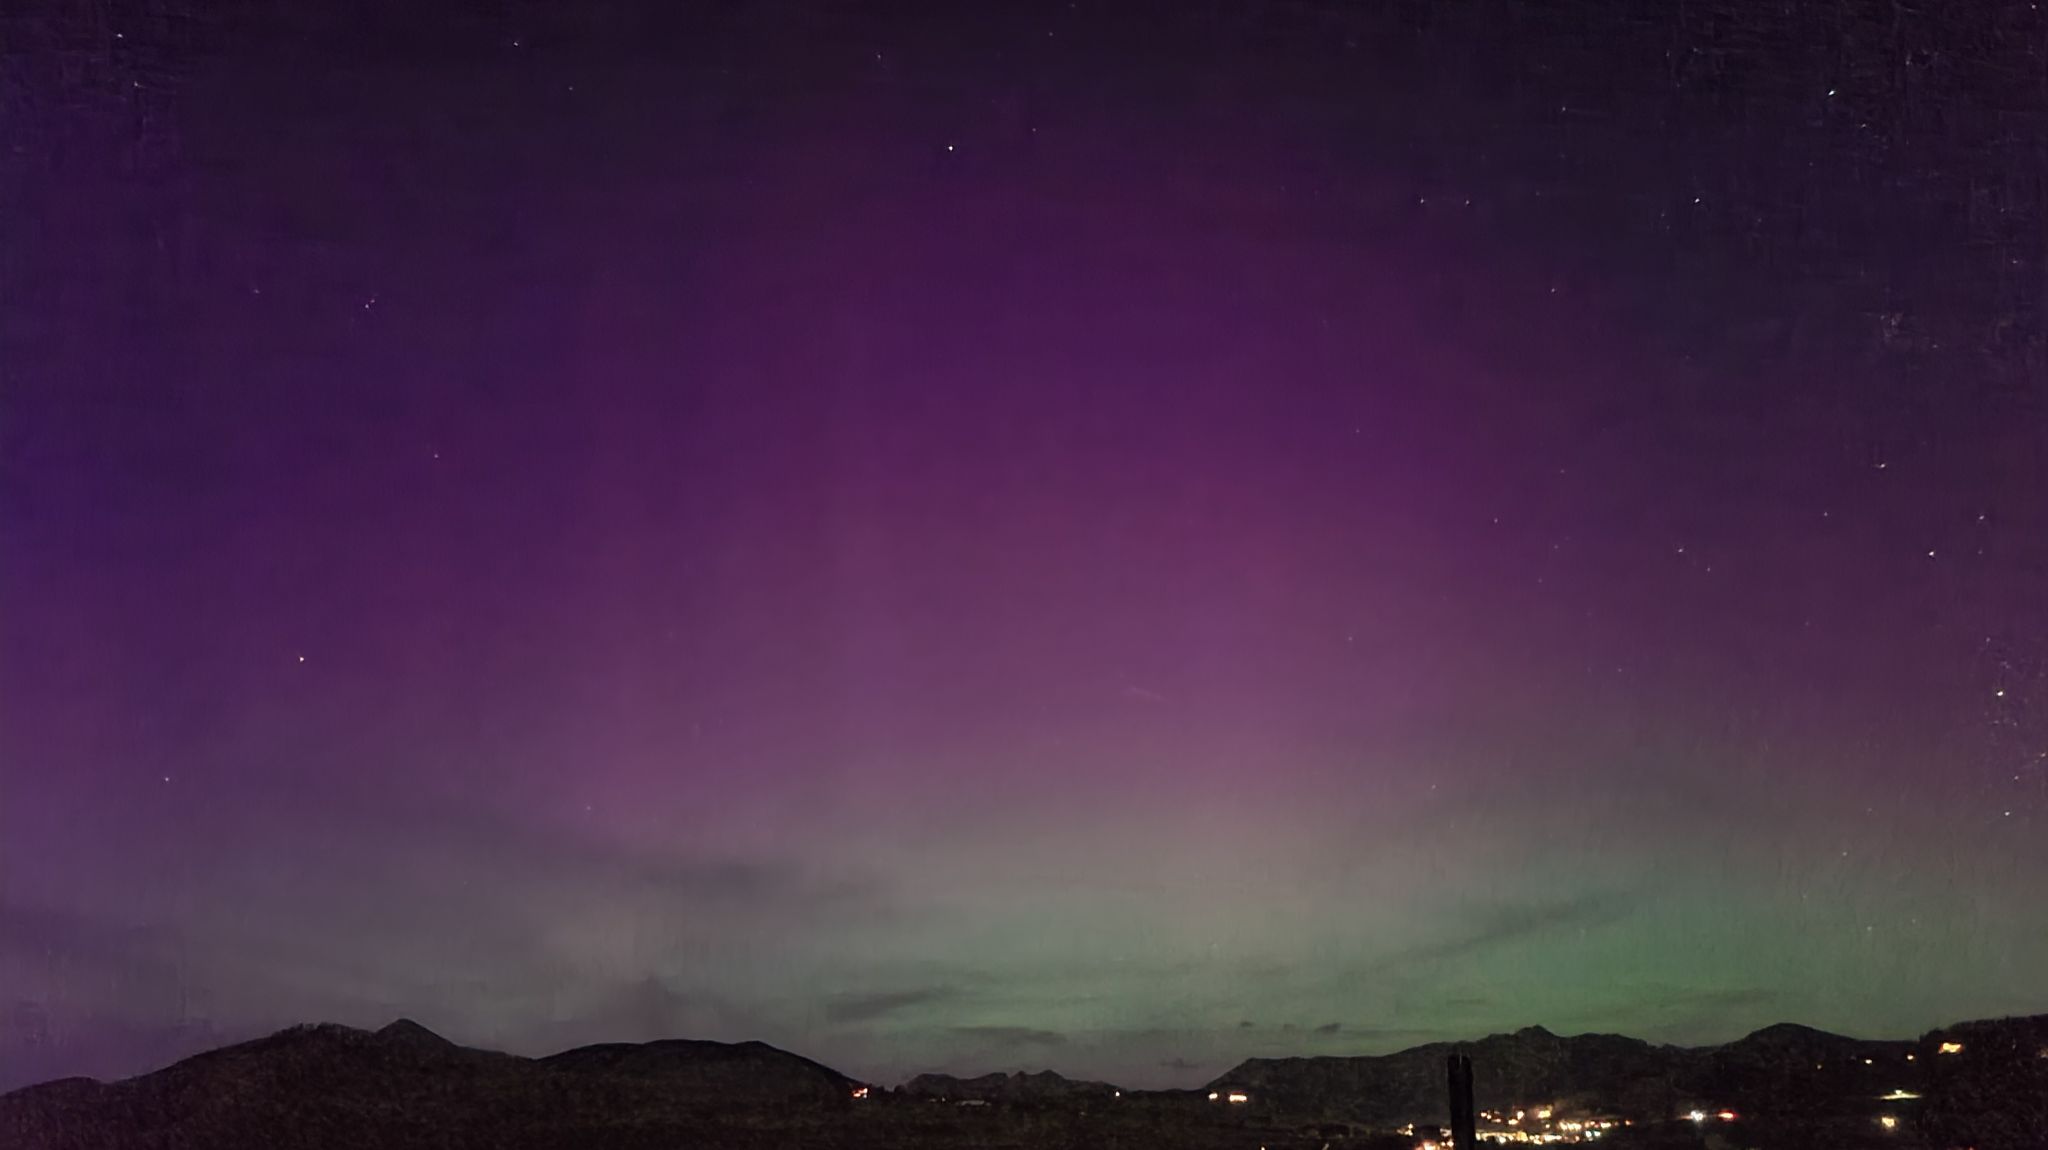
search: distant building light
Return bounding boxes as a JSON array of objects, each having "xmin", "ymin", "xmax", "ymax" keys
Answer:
[
  {"xmin": 1879, "ymin": 1115, "xmax": 1899, "ymax": 1130},
  {"xmin": 1535, "ymin": 1107, "xmax": 1552, "ymax": 1119},
  {"xmin": 1938, "ymin": 1041, "xmax": 1964, "ymax": 1055},
  {"xmin": 1208, "ymin": 1092, "xmax": 1220, "ymax": 1101},
  {"xmin": 1227, "ymin": 1092, "xmax": 1250, "ymax": 1104},
  {"xmin": 851, "ymin": 1086, "xmax": 870, "ymax": 1100},
  {"xmin": 1717, "ymin": 1110, "xmax": 1738, "ymax": 1121},
  {"xmin": 1880, "ymin": 1089, "xmax": 1921, "ymax": 1100},
  {"xmin": 1687, "ymin": 1111, "xmax": 1706, "ymax": 1124}
]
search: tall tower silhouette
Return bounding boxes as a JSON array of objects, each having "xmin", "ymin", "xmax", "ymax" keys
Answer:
[{"xmin": 1446, "ymin": 1051, "xmax": 1476, "ymax": 1150}]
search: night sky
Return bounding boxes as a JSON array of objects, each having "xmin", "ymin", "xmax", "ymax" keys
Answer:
[{"xmin": 3, "ymin": 0, "xmax": 2045, "ymax": 1094}]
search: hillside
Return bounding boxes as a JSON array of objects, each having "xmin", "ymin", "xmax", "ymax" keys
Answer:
[
  {"xmin": 1204, "ymin": 1016, "xmax": 2048, "ymax": 1148},
  {"xmin": 5, "ymin": 1013, "xmax": 2045, "ymax": 1149},
  {"xmin": 0, "ymin": 1020, "xmax": 857, "ymax": 1150},
  {"xmin": 900, "ymin": 1069, "xmax": 1120, "ymax": 1103}
]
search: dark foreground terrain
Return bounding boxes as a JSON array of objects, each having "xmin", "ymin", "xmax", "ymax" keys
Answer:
[{"xmin": 4, "ymin": 1014, "xmax": 2045, "ymax": 1150}]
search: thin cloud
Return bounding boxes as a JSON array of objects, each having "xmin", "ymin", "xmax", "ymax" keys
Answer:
[
  {"xmin": 950, "ymin": 1026, "xmax": 1068, "ymax": 1048},
  {"xmin": 824, "ymin": 987, "xmax": 959, "ymax": 1024},
  {"xmin": 1373, "ymin": 891, "xmax": 1638, "ymax": 972}
]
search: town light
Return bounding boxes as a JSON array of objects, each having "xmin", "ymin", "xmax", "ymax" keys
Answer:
[
  {"xmin": 1879, "ymin": 1115, "xmax": 1899, "ymax": 1131},
  {"xmin": 1938, "ymin": 1041, "xmax": 1964, "ymax": 1054}
]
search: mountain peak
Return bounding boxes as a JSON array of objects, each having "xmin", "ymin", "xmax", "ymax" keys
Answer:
[
  {"xmin": 1729, "ymin": 1022, "xmax": 1850, "ymax": 1048},
  {"xmin": 376, "ymin": 1018, "xmax": 453, "ymax": 1048}
]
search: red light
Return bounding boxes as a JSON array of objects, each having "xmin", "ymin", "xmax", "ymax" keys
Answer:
[{"xmin": 1717, "ymin": 1111, "xmax": 1737, "ymax": 1121}]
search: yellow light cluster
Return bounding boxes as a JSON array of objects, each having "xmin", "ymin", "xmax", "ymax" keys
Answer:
[{"xmin": 1472, "ymin": 1121, "xmax": 1612, "ymax": 1145}]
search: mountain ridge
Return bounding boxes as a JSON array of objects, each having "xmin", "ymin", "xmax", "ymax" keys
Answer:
[
  {"xmin": 3, "ymin": 1014, "xmax": 2032, "ymax": 1095},
  {"xmin": 5, "ymin": 1013, "xmax": 2044, "ymax": 1149}
]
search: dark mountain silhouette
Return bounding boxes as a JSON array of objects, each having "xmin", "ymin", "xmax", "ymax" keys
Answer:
[
  {"xmin": 1203, "ymin": 1020, "xmax": 1935, "ymax": 1128},
  {"xmin": 901, "ymin": 1068, "xmax": 1119, "ymax": 1103},
  {"xmin": 1915, "ymin": 1015, "xmax": 2048, "ymax": 1150},
  {"xmin": 539, "ymin": 1036, "xmax": 855, "ymax": 1105},
  {"xmin": 4, "ymin": 1013, "xmax": 2045, "ymax": 1149},
  {"xmin": 1209, "ymin": 1024, "xmax": 1698, "ymax": 1127},
  {"xmin": 374, "ymin": 1017, "xmax": 460, "ymax": 1052},
  {"xmin": 0, "ymin": 1020, "xmax": 856, "ymax": 1150}
]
